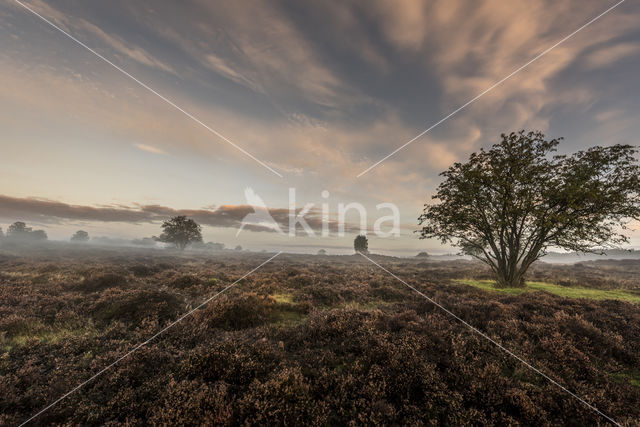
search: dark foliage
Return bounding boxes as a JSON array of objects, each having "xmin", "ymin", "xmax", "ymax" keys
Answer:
[
  {"xmin": 354, "ymin": 234, "xmax": 368, "ymax": 254},
  {"xmin": 6, "ymin": 222, "xmax": 48, "ymax": 241},
  {"xmin": 157, "ymin": 216, "xmax": 203, "ymax": 250},
  {"xmin": 419, "ymin": 131, "xmax": 640, "ymax": 288},
  {"xmin": 71, "ymin": 230, "xmax": 90, "ymax": 242}
]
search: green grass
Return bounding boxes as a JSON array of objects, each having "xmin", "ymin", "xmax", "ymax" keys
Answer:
[
  {"xmin": 270, "ymin": 293, "xmax": 295, "ymax": 304},
  {"xmin": 269, "ymin": 293, "xmax": 307, "ymax": 325},
  {"xmin": 453, "ymin": 279, "xmax": 640, "ymax": 304},
  {"xmin": 270, "ymin": 308, "xmax": 307, "ymax": 325},
  {"xmin": 610, "ymin": 370, "xmax": 640, "ymax": 388},
  {"xmin": 2, "ymin": 326, "xmax": 94, "ymax": 352}
]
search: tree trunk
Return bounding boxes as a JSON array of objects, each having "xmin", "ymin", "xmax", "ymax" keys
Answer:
[{"xmin": 494, "ymin": 267, "xmax": 526, "ymax": 288}]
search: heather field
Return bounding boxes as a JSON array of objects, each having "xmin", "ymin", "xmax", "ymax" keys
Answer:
[{"xmin": 1, "ymin": 247, "xmax": 639, "ymax": 425}]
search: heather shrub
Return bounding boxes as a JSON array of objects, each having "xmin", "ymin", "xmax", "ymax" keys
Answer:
[
  {"xmin": 170, "ymin": 274, "xmax": 204, "ymax": 289},
  {"xmin": 77, "ymin": 272, "xmax": 129, "ymax": 293},
  {"xmin": 87, "ymin": 288, "xmax": 183, "ymax": 327},
  {"xmin": 129, "ymin": 264, "xmax": 157, "ymax": 277},
  {"xmin": 148, "ymin": 379, "xmax": 233, "ymax": 425},
  {"xmin": 203, "ymin": 292, "xmax": 274, "ymax": 330}
]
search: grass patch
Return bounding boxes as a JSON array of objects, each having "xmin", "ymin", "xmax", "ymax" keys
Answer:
[
  {"xmin": 2, "ymin": 326, "xmax": 94, "ymax": 352},
  {"xmin": 269, "ymin": 293, "xmax": 306, "ymax": 326},
  {"xmin": 271, "ymin": 293, "xmax": 294, "ymax": 304},
  {"xmin": 270, "ymin": 307, "xmax": 307, "ymax": 326},
  {"xmin": 453, "ymin": 279, "xmax": 640, "ymax": 304},
  {"xmin": 610, "ymin": 370, "xmax": 640, "ymax": 388}
]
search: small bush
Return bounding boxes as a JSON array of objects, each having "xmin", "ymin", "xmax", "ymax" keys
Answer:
[
  {"xmin": 77, "ymin": 272, "xmax": 129, "ymax": 292},
  {"xmin": 129, "ymin": 264, "xmax": 157, "ymax": 277}
]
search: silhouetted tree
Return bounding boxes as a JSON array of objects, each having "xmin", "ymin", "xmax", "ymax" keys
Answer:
[
  {"xmin": 7, "ymin": 222, "xmax": 31, "ymax": 236},
  {"xmin": 71, "ymin": 230, "xmax": 90, "ymax": 242},
  {"xmin": 5, "ymin": 222, "xmax": 47, "ymax": 240},
  {"xmin": 354, "ymin": 235, "xmax": 368, "ymax": 254},
  {"xmin": 235, "ymin": 245, "xmax": 243, "ymax": 251},
  {"xmin": 157, "ymin": 216, "xmax": 203, "ymax": 250},
  {"xmin": 416, "ymin": 251, "xmax": 430, "ymax": 258},
  {"xmin": 131, "ymin": 237, "xmax": 156, "ymax": 246},
  {"xmin": 317, "ymin": 249, "xmax": 327, "ymax": 255},
  {"xmin": 205, "ymin": 242, "xmax": 225, "ymax": 251},
  {"xmin": 31, "ymin": 230, "xmax": 48, "ymax": 240},
  {"xmin": 0, "ymin": 227, "xmax": 4, "ymax": 239},
  {"xmin": 419, "ymin": 130, "xmax": 640, "ymax": 288}
]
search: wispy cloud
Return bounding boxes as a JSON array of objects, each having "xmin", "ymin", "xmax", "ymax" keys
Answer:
[
  {"xmin": 583, "ymin": 41, "xmax": 640, "ymax": 69},
  {"xmin": 134, "ymin": 143, "xmax": 167, "ymax": 155},
  {"xmin": 0, "ymin": 194, "xmax": 354, "ymax": 234},
  {"xmin": 10, "ymin": 0, "xmax": 177, "ymax": 74}
]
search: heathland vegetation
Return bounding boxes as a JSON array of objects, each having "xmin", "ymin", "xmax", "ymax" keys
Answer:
[{"xmin": 1, "ymin": 248, "xmax": 639, "ymax": 425}]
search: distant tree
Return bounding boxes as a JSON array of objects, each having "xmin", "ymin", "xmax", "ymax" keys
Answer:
[
  {"xmin": 419, "ymin": 130, "xmax": 640, "ymax": 288},
  {"xmin": 7, "ymin": 221, "xmax": 31, "ymax": 237},
  {"xmin": 31, "ymin": 230, "xmax": 48, "ymax": 240},
  {"xmin": 71, "ymin": 230, "xmax": 90, "ymax": 242},
  {"xmin": 205, "ymin": 242, "xmax": 225, "ymax": 251},
  {"xmin": 354, "ymin": 235, "xmax": 368, "ymax": 254},
  {"xmin": 416, "ymin": 251, "xmax": 429, "ymax": 258},
  {"xmin": 317, "ymin": 249, "xmax": 327, "ymax": 255},
  {"xmin": 156, "ymin": 216, "xmax": 203, "ymax": 250},
  {"xmin": 0, "ymin": 227, "xmax": 4, "ymax": 239},
  {"xmin": 235, "ymin": 245, "xmax": 243, "ymax": 251},
  {"xmin": 131, "ymin": 237, "xmax": 156, "ymax": 246}
]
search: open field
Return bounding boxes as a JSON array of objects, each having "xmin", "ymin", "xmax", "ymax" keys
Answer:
[{"xmin": 1, "ymin": 247, "xmax": 640, "ymax": 425}]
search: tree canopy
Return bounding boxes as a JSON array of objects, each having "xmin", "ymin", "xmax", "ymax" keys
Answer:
[
  {"xmin": 7, "ymin": 222, "xmax": 31, "ymax": 236},
  {"xmin": 6, "ymin": 222, "xmax": 47, "ymax": 241},
  {"xmin": 354, "ymin": 234, "xmax": 368, "ymax": 254},
  {"xmin": 419, "ymin": 130, "xmax": 640, "ymax": 288},
  {"xmin": 71, "ymin": 230, "xmax": 90, "ymax": 242},
  {"xmin": 157, "ymin": 216, "xmax": 203, "ymax": 250}
]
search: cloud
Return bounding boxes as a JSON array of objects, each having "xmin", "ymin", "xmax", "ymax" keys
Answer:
[
  {"xmin": 11, "ymin": 0, "xmax": 176, "ymax": 74},
  {"xmin": 134, "ymin": 143, "xmax": 167, "ymax": 155},
  {"xmin": 204, "ymin": 53, "xmax": 263, "ymax": 93},
  {"xmin": 0, "ymin": 194, "xmax": 353, "ymax": 234},
  {"xmin": 583, "ymin": 42, "xmax": 640, "ymax": 69},
  {"xmin": 372, "ymin": 0, "xmax": 428, "ymax": 51},
  {"xmin": 141, "ymin": 1, "xmax": 373, "ymax": 114},
  {"xmin": 0, "ymin": 195, "xmax": 153, "ymax": 224}
]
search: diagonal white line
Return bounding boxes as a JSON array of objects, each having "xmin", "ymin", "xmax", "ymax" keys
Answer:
[
  {"xmin": 358, "ymin": 252, "xmax": 620, "ymax": 426},
  {"xmin": 357, "ymin": 0, "xmax": 626, "ymax": 178},
  {"xmin": 19, "ymin": 251, "xmax": 283, "ymax": 426},
  {"xmin": 12, "ymin": 0, "xmax": 283, "ymax": 178}
]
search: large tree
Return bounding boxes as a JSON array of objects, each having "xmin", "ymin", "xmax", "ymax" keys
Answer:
[
  {"xmin": 157, "ymin": 216, "xmax": 203, "ymax": 250},
  {"xmin": 419, "ymin": 130, "xmax": 640, "ymax": 288}
]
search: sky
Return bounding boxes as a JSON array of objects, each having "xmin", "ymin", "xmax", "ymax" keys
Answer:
[{"xmin": 1, "ymin": 0, "xmax": 639, "ymax": 255}]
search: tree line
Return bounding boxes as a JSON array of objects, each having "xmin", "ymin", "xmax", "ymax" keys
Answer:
[{"xmin": 0, "ymin": 222, "xmax": 48, "ymax": 241}]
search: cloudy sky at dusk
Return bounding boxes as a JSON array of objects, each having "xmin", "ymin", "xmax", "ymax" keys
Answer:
[{"xmin": 1, "ymin": 0, "xmax": 639, "ymax": 255}]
